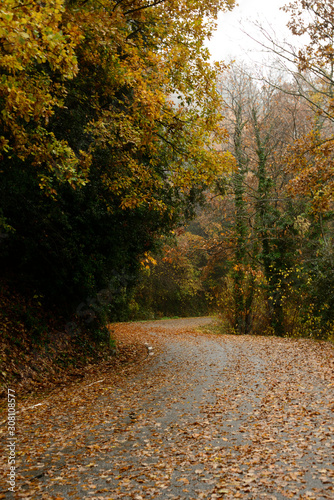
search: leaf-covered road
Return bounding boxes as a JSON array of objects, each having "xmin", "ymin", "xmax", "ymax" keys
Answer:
[{"xmin": 1, "ymin": 318, "xmax": 334, "ymax": 499}]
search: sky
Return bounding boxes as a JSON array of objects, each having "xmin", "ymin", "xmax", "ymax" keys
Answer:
[{"xmin": 206, "ymin": 0, "xmax": 294, "ymax": 64}]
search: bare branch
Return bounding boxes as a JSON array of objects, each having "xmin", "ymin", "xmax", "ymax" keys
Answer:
[{"xmin": 125, "ymin": 0, "xmax": 166, "ymax": 15}]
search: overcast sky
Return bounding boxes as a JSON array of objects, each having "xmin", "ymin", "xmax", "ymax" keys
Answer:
[{"xmin": 207, "ymin": 0, "xmax": 293, "ymax": 64}]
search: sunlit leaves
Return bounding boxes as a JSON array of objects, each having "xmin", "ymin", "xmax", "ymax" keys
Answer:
[
  {"xmin": 0, "ymin": 0, "xmax": 86, "ymax": 187},
  {"xmin": 64, "ymin": 0, "xmax": 235, "ymax": 211}
]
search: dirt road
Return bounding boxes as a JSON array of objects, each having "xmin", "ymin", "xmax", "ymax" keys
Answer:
[{"xmin": 1, "ymin": 317, "xmax": 333, "ymax": 499}]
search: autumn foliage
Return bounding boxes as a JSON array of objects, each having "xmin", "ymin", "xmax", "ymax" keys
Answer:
[
  {"xmin": 0, "ymin": 0, "xmax": 235, "ymax": 324},
  {"xmin": 1, "ymin": 0, "xmax": 334, "ymax": 352}
]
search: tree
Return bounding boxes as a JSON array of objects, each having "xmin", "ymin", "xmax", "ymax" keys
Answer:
[
  {"xmin": 216, "ymin": 64, "xmax": 310, "ymax": 336},
  {"xmin": 0, "ymin": 0, "xmax": 235, "ymax": 204},
  {"xmin": 265, "ymin": 0, "xmax": 334, "ymax": 335},
  {"xmin": 217, "ymin": 67, "xmax": 255, "ymax": 334},
  {"xmin": 252, "ymin": 0, "xmax": 334, "ymax": 211},
  {"xmin": 0, "ymin": 0, "xmax": 235, "ymax": 323}
]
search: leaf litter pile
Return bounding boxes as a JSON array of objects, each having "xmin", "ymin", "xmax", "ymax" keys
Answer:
[{"xmin": 0, "ymin": 317, "xmax": 333, "ymax": 499}]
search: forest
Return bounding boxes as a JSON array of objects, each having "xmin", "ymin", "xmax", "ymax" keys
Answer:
[{"xmin": 1, "ymin": 0, "xmax": 334, "ymax": 390}]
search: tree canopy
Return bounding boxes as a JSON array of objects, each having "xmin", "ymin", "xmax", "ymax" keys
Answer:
[
  {"xmin": 0, "ymin": 0, "xmax": 234, "ymax": 199},
  {"xmin": 0, "ymin": 0, "xmax": 235, "ymax": 320}
]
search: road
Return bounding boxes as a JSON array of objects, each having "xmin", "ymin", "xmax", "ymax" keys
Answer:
[{"xmin": 1, "ymin": 317, "xmax": 333, "ymax": 499}]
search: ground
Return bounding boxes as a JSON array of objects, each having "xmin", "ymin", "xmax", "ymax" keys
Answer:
[{"xmin": 0, "ymin": 317, "xmax": 333, "ymax": 499}]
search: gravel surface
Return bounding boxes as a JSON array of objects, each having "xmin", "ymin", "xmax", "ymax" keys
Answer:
[{"xmin": 1, "ymin": 317, "xmax": 333, "ymax": 499}]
